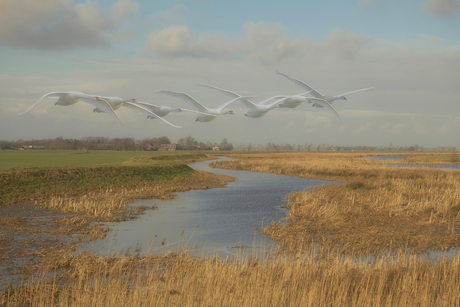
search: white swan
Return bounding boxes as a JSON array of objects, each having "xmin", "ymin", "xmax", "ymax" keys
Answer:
[
  {"xmin": 128, "ymin": 101, "xmax": 213, "ymax": 119},
  {"xmin": 156, "ymin": 90, "xmax": 256, "ymax": 122},
  {"xmin": 273, "ymin": 92, "xmax": 343, "ymax": 121},
  {"xmin": 92, "ymin": 96, "xmax": 182, "ymax": 128},
  {"xmin": 198, "ymin": 84, "xmax": 286, "ymax": 118},
  {"xmin": 20, "ymin": 91, "xmax": 123, "ymax": 124},
  {"xmin": 276, "ymin": 71, "xmax": 373, "ymax": 107}
]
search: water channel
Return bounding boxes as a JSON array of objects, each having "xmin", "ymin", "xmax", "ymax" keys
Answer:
[{"xmin": 81, "ymin": 157, "xmax": 337, "ymax": 258}]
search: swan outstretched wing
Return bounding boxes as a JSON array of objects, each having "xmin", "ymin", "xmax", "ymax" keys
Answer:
[
  {"xmin": 81, "ymin": 96, "xmax": 124, "ymax": 125},
  {"xmin": 256, "ymin": 96, "xmax": 290, "ymax": 106},
  {"xmin": 336, "ymin": 87, "xmax": 375, "ymax": 98},
  {"xmin": 180, "ymin": 108, "xmax": 217, "ymax": 116},
  {"xmin": 307, "ymin": 98, "xmax": 342, "ymax": 121},
  {"xmin": 156, "ymin": 91, "xmax": 208, "ymax": 113},
  {"xmin": 276, "ymin": 71, "xmax": 324, "ymax": 99},
  {"xmin": 198, "ymin": 84, "xmax": 240, "ymax": 99},
  {"xmin": 124, "ymin": 102, "xmax": 182, "ymax": 128},
  {"xmin": 20, "ymin": 92, "xmax": 69, "ymax": 114},
  {"xmin": 131, "ymin": 101, "xmax": 161, "ymax": 110},
  {"xmin": 216, "ymin": 96, "xmax": 258, "ymax": 111}
]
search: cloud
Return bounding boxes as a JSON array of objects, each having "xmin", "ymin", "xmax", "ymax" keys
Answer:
[
  {"xmin": 0, "ymin": 0, "xmax": 138, "ymax": 50},
  {"xmin": 146, "ymin": 23, "xmax": 370, "ymax": 63},
  {"xmin": 423, "ymin": 0, "xmax": 460, "ymax": 16}
]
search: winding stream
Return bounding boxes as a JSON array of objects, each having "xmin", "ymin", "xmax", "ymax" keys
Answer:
[{"xmin": 81, "ymin": 157, "xmax": 336, "ymax": 258}]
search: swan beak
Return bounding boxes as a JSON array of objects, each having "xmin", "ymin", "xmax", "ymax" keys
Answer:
[
  {"xmin": 131, "ymin": 99, "xmax": 137, "ymax": 103},
  {"xmin": 279, "ymin": 104, "xmax": 284, "ymax": 108}
]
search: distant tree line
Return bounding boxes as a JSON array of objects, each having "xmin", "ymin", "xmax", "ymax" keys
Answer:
[
  {"xmin": 0, "ymin": 137, "xmax": 456, "ymax": 152},
  {"xmin": 233, "ymin": 143, "xmax": 457, "ymax": 152},
  {"xmin": 176, "ymin": 136, "xmax": 233, "ymax": 151},
  {"xmin": 0, "ymin": 136, "xmax": 234, "ymax": 151}
]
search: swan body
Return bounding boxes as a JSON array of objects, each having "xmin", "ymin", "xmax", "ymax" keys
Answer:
[
  {"xmin": 276, "ymin": 70, "xmax": 373, "ymax": 106},
  {"xmin": 156, "ymin": 90, "xmax": 256, "ymax": 122},
  {"xmin": 199, "ymin": 84, "xmax": 286, "ymax": 118},
  {"xmin": 130, "ymin": 101, "xmax": 212, "ymax": 119},
  {"xmin": 21, "ymin": 91, "xmax": 123, "ymax": 124}
]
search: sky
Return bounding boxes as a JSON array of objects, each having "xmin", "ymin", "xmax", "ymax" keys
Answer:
[{"xmin": 1, "ymin": 0, "xmax": 459, "ymax": 148}]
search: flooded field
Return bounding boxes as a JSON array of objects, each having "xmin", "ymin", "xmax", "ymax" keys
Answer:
[{"xmin": 82, "ymin": 157, "xmax": 337, "ymax": 258}]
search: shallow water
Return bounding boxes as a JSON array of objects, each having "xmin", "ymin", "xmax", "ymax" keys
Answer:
[
  {"xmin": 365, "ymin": 155, "xmax": 460, "ymax": 170},
  {"xmin": 364, "ymin": 155, "xmax": 404, "ymax": 160},
  {"xmin": 388, "ymin": 164, "xmax": 460, "ymax": 170},
  {"xmin": 81, "ymin": 157, "xmax": 337, "ymax": 258}
]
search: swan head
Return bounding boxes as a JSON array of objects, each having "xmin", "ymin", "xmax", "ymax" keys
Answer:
[
  {"xmin": 341, "ymin": 96, "xmax": 347, "ymax": 100},
  {"xmin": 278, "ymin": 104, "xmax": 284, "ymax": 108},
  {"xmin": 129, "ymin": 98, "xmax": 137, "ymax": 103},
  {"xmin": 175, "ymin": 108, "xmax": 182, "ymax": 112},
  {"xmin": 226, "ymin": 110, "xmax": 234, "ymax": 115}
]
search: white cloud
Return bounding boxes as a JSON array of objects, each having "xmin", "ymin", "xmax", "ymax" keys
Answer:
[
  {"xmin": 423, "ymin": 0, "xmax": 460, "ymax": 16},
  {"xmin": 0, "ymin": 0, "xmax": 138, "ymax": 50}
]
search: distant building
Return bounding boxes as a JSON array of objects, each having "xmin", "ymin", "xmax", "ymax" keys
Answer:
[
  {"xmin": 212, "ymin": 146, "xmax": 220, "ymax": 151},
  {"xmin": 158, "ymin": 144, "xmax": 176, "ymax": 151},
  {"xmin": 146, "ymin": 143, "xmax": 155, "ymax": 151},
  {"xmin": 21, "ymin": 145, "xmax": 45, "ymax": 150}
]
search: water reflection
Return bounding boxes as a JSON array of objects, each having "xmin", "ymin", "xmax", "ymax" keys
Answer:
[
  {"xmin": 364, "ymin": 155, "xmax": 404, "ymax": 160},
  {"xmin": 81, "ymin": 157, "xmax": 337, "ymax": 258}
]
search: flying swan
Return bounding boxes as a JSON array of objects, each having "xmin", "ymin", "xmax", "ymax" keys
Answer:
[
  {"xmin": 198, "ymin": 84, "xmax": 287, "ymax": 118},
  {"xmin": 276, "ymin": 71, "xmax": 374, "ymax": 108},
  {"xmin": 127, "ymin": 101, "xmax": 214, "ymax": 120},
  {"xmin": 92, "ymin": 96, "xmax": 182, "ymax": 128},
  {"xmin": 20, "ymin": 91, "xmax": 124, "ymax": 124},
  {"xmin": 156, "ymin": 90, "xmax": 256, "ymax": 122}
]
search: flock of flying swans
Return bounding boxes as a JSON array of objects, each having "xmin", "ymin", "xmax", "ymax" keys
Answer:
[{"xmin": 20, "ymin": 71, "xmax": 373, "ymax": 128}]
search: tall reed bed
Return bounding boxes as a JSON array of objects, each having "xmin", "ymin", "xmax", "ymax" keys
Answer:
[
  {"xmin": 210, "ymin": 152, "xmax": 460, "ymax": 253},
  {"xmin": 2, "ymin": 249, "xmax": 460, "ymax": 306}
]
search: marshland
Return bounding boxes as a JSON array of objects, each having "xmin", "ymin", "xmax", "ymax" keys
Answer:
[{"xmin": 1, "ymin": 150, "xmax": 460, "ymax": 306}]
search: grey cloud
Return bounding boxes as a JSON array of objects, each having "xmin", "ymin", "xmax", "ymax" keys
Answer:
[
  {"xmin": 0, "ymin": 0, "xmax": 138, "ymax": 50},
  {"xmin": 424, "ymin": 0, "xmax": 460, "ymax": 16},
  {"xmin": 147, "ymin": 23, "xmax": 369, "ymax": 64}
]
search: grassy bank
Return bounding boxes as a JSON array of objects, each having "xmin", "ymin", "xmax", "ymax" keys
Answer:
[{"xmin": 210, "ymin": 152, "xmax": 460, "ymax": 254}]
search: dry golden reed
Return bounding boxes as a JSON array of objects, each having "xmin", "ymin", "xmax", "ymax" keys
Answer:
[
  {"xmin": 211, "ymin": 152, "xmax": 460, "ymax": 254},
  {"xmin": 2, "ymin": 249, "xmax": 460, "ymax": 306}
]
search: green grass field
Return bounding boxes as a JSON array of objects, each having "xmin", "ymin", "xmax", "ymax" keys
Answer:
[
  {"xmin": 0, "ymin": 150, "xmax": 215, "ymax": 206},
  {"xmin": 0, "ymin": 150, "xmax": 193, "ymax": 169}
]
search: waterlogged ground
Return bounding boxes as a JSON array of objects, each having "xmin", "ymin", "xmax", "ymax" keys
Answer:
[{"xmin": 82, "ymin": 157, "xmax": 337, "ymax": 258}]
